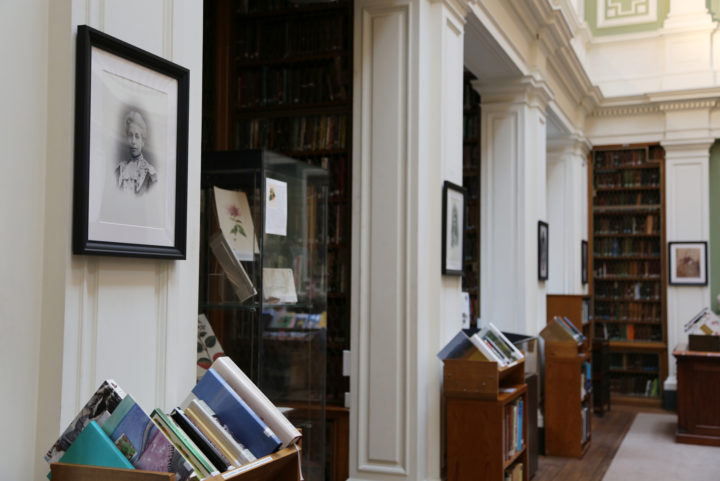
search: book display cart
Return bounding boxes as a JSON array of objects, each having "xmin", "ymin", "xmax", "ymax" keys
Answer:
[
  {"xmin": 202, "ymin": 3, "xmax": 353, "ymax": 478},
  {"xmin": 462, "ymin": 70, "xmax": 480, "ymax": 322},
  {"xmin": 200, "ymin": 150, "xmax": 328, "ymax": 480},
  {"xmin": 440, "ymin": 331, "xmax": 528, "ymax": 481},
  {"xmin": 50, "ymin": 445, "xmax": 303, "ymax": 481},
  {"xmin": 590, "ymin": 144, "xmax": 667, "ymax": 406},
  {"xmin": 540, "ymin": 319, "xmax": 592, "ymax": 458},
  {"xmin": 546, "ymin": 294, "xmax": 592, "ymax": 346}
]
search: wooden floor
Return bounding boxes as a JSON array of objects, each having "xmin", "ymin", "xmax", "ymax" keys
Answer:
[{"xmin": 533, "ymin": 405, "xmax": 672, "ymax": 481}]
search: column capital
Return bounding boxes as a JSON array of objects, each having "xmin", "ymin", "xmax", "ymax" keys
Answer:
[
  {"xmin": 474, "ymin": 74, "xmax": 553, "ymax": 111},
  {"xmin": 429, "ymin": 0, "xmax": 471, "ymax": 23},
  {"xmin": 661, "ymin": 139, "xmax": 715, "ymax": 159},
  {"xmin": 547, "ymin": 133, "xmax": 592, "ymax": 160}
]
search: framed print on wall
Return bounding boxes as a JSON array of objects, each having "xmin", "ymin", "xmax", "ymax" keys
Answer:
[
  {"xmin": 442, "ymin": 181, "xmax": 466, "ymax": 276},
  {"xmin": 668, "ymin": 241, "xmax": 707, "ymax": 286},
  {"xmin": 72, "ymin": 25, "xmax": 189, "ymax": 259},
  {"xmin": 581, "ymin": 240, "xmax": 588, "ymax": 285},
  {"xmin": 538, "ymin": 221, "xmax": 548, "ymax": 281}
]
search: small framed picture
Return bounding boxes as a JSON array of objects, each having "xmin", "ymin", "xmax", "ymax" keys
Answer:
[
  {"xmin": 581, "ymin": 240, "xmax": 588, "ymax": 284},
  {"xmin": 538, "ymin": 221, "xmax": 548, "ymax": 281},
  {"xmin": 442, "ymin": 181, "xmax": 466, "ymax": 276},
  {"xmin": 669, "ymin": 241, "xmax": 707, "ymax": 286},
  {"xmin": 72, "ymin": 25, "xmax": 189, "ymax": 259}
]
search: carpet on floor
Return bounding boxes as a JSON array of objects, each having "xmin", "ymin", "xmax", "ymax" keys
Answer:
[{"xmin": 602, "ymin": 412, "xmax": 720, "ymax": 481}]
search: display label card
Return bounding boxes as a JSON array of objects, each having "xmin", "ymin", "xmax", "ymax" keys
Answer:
[{"xmin": 265, "ymin": 178, "xmax": 287, "ymax": 236}]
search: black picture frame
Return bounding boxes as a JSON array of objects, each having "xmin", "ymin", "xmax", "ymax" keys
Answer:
[
  {"xmin": 581, "ymin": 240, "xmax": 588, "ymax": 284},
  {"xmin": 73, "ymin": 25, "xmax": 189, "ymax": 259},
  {"xmin": 538, "ymin": 221, "xmax": 548, "ymax": 281},
  {"xmin": 442, "ymin": 181, "xmax": 466, "ymax": 276},
  {"xmin": 668, "ymin": 241, "xmax": 707, "ymax": 286}
]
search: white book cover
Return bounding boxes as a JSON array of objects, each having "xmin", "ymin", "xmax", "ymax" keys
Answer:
[
  {"xmin": 487, "ymin": 323, "xmax": 525, "ymax": 361},
  {"xmin": 468, "ymin": 332, "xmax": 507, "ymax": 366},
  {"xmin": 211, "ymin": 356, "xmax": 302, "ymax": 448},
  {"xmin": 213, "ymin": 186, "xmax": 259, "ymax": 261}
]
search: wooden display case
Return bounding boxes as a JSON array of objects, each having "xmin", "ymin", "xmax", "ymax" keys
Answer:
[
  {"xmin": 540, "ymin": 321, "xmax": 592, "ymax": 458},
  {"xmin": 50, "ymin": 445, "xmax": 302, "ymax": 481},
  {"xmin": 673, "ymin": 343, "xmax": 720, "ymax": 446},
  {"xmin": 546, "ymin": 294, "xmax": 592, "ymax": 346}
]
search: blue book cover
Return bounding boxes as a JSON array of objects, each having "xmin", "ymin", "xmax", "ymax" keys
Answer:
[
  {"xmin": 192, "ymin": 368, "xmax": 281, "ymax": 458},
  {"xmin": 102, "ymin": 395, "xmax": 194, "ymax": 481},
  {"xmin": 53, "ymin": 421, "xmax": 134, "ymax": 476}
]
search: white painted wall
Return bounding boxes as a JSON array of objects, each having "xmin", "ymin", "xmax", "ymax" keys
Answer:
[
  {"xmin": 0, "ymin": 2, "xmax": 48, "ymax": 480},
  {"xmin": 0, "ymin": 1, "xmax": 202, "ymax": 479}
]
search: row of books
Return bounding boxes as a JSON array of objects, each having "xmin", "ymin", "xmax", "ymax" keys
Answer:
[
  {"xmin": 504, "ymin": 462, "xmax": 524, "ymax": 481},
  {"xmin": 236, "ymin": 114, "xmax": 348, "ymax": 153},
  {"xmin": 463, "ymin": 114, "xmax": 480, "ymax": 140},
  {"xmin": 305, "ymin": 155, "xmax": 348, "ymax": 200},
  {"xmin": 597, "ymin": 322, "xmax": 662, "ymax": 342},
  {"xmin": 236, "ymin": 0, "xmax": 344, "ymax": 14},
  {"xmin": 264, "ymin": 308, "xmax": 325, "ymax": 329},
  {"xmin": 468, "ymin": 323, "xmax": 525, "ymax": 368},
  {"xmin": 594, "ymin": 260, "xmax": 661, "ymax": 277},
  {"xmin": 504, "ymin": 397, "xmax": 524, "ymax": 460},
  {"xmin": 594, "ymin": 214, "xmax": 660, "ymax": 235},
  {"xmin": 544, "ymin": 315, "xmax": 586, "ymax": 344},
  {"xmin": 327, "ymin": 249, "xmax": 348, "ymax": 295},
  {"xmin": 581, "ymin": 402, "xmax": 591, "ymax": 444},
  {"xmin": 593, "ymin": 280, "xmax": 660, "ymax": 300},
  {"xmin": 236, "ymin": 61, "xmax": 348, "ymax": 108},
  {"xmin": 594, "ymin": 191, "xmax": 660, "ymax": 207},
  {"xmin": 609, "ymin": 373, "xmax": 660, "ymax": 398},
  {"xmin": 236, "ymin": 14, "xmax": 346, "ymax": 61},
  {"xmin": 44, "ymin": 357, "xmax": 302, "ymax": 480},
  {"xmin": 609, "ymin": 352, "xmax": 660, "ymax": 371},
  {"xmin": 594, "ymin": 169, "xmax": 660, "ymax": 188},
  {"xmin": 593, "ymin": 149, "xmax": 649, "ymax": 168},
  {"xmin": 580, "ymin": 361, "xmax": 592, "ymax": 399},
  {"xmin": 594, "ymin": 301, "xmax": 661, "ymax": 322},
  {"xmin": 593, "ymin": 237, "xmax": 660, "ymax": 257}
]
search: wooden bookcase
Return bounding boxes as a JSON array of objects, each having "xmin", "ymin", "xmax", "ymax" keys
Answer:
[
  {"xmin": 462, "ymin": 70, "xmax": 480, "ymax": 323},
  {"xmin": 540, "ymin": 323, "xmax": 592, "ymax": 458},
  {"xmin": 590, "ymin": 144, "xmax": 666, "ymax": 406},
  {"xmin": 50, "ymin": 445, "xmax": 302, "ymax": 481},
  {"xmin": 443, "ymin": 355, "xmax": 528, "ymax": 481},
  {"xmin": 202, "ymin": 2, "xmax": 353, "ymax": 479}
]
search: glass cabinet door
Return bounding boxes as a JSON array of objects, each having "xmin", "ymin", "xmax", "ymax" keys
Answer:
[{"xmin": 199, "ymin": 149, "xmax": 327, "ymax": 480}]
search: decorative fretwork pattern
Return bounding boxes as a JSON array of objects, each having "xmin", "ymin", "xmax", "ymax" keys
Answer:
[{"xmin": 597, "ymin": 0, "xmax": 658, "ymax": 28}]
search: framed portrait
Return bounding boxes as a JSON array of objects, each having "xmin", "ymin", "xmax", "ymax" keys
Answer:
[
  {"xmin": 72, "ymin": 25, "xmax": 189, "ymax": 259},
  {"xmin": 538, "ymin": 221, "xmax": 548, "ymax": 281},
  {"xmin": 442, "ymin": 181, "xmax": 466, "ymax": 276},
  {"xmin": 668, "ymin": 241, "xmax": 707, "ymax": 286},
  {"xmin": 581, "ymin": 240, "xmax": 588, "ymax": 285}
]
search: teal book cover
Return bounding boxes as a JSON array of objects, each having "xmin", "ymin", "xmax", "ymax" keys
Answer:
[{"xmin": 49, "ymin": 421, "xmax": 133, "ymax": 478}]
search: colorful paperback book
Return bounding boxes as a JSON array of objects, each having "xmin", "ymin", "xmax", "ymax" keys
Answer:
[
  {"xmin": 184, "ymin": 398, "xmax": 256, "ymax": 467},
  {"xmin": 193, "ymin": 368, "xmax": 282, "ymax": 459},
  {"xmin": 102, "ymin": 395, "xmax": 194, "ymax": 481},
  {"xmin": 51, "ymin": 421, "xmax": 134, "ymax": 477},
  {"xmin": 171, "ymin": 407, "xmax": 231, "ymax": 472},
  {"xmin": 45, "ymin": 379, "xmax": 126, "ymax": 464},
  {"xmin": 151, "ymin": 408, "xmax": 220, "ymax": 480},
  {"xmin": 211, "ymin": 356, "xmax": 301, "ymax": 448}
]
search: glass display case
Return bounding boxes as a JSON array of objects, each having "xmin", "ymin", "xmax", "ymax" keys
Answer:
[{"xmin": 199, "ymin": 149, "xmax": 328, "ymax": 481}]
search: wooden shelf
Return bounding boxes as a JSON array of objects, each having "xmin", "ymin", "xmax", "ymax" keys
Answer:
[{"xmin": 50, "ymin": 445, "xmax": 302, "ymax": 481}]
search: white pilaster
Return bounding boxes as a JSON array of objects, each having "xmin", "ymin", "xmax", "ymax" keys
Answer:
[
  {"xmin": 476, "ymin": 76, "xmax": 552, "ymax": 337},
  {"xmin": 547, "ymin": 135, "xmax": 591, "ymax": 295},
  {"xmin": 351, "ymin": 1, "xmax": 466, "ymax": 480},
  {"xmin": 662, "ymin": 140, "xmax": 712, "ymax": 387}
]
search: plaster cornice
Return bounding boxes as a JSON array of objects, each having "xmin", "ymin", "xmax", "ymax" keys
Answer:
[
  {"xmin": 474, "ymin": 74, "xmax": 554, "ymax": 110},
  {"xmin": 430, "ymin": 0, "xmax": 471, "ymax": 24},
  {"xmin": 592, "ymin": 96, "xmax": 719, "ymax": 117}
]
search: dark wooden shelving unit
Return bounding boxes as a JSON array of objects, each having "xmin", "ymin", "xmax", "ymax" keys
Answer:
[
  {"xmin": 590, "ymin": 144, "xmax": 667, "ymax": 406},
  {"xmin": 202, "ymin": 1, "xmax": 353, "ymax": 480}
]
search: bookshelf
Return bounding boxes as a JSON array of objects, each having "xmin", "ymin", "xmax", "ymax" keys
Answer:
[
  {"xmin": 50, "ymin": 445, "xmax": 303, "ymax": 481},
  {"xmin": 540, "ymin": 320, "xmax": 592, "ymax": 458},
  {"xmin": 203, "ymin": 2, "xmax": 352, "ymax": 479},
  {"xmin": 462, "ymin": 70, "xmax": 480, "ymax": 323},
  {"xmin": 441, "ymin": 332, "xmax": 528, "ymax": 481},
  {"xmin": 590, "ymin": 144, "xmax": 666, "ymax": 406}
]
